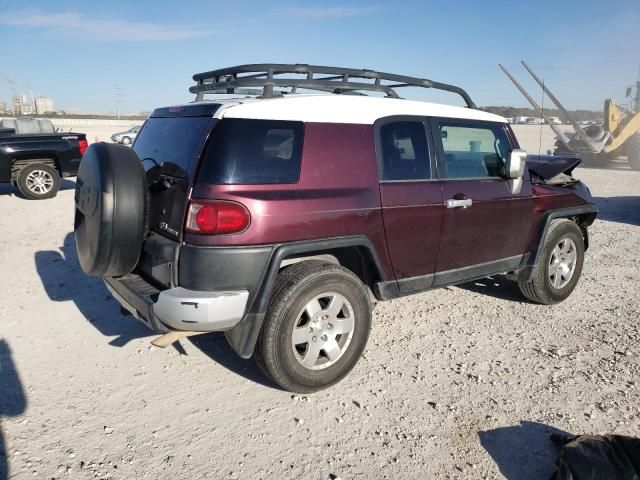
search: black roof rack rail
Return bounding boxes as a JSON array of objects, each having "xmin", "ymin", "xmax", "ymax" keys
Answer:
[{"xmin": 190, "ymin": 64, "xmax": 477, "ymax": 108}]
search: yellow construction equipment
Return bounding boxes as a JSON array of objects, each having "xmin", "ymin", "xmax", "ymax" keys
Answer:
[{"xmin": 500, "ymin": 61, "xmax": 640, "ymax": 170}]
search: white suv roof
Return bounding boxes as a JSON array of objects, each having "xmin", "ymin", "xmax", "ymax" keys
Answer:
[{"xmin": 214, "ymin": 94, "xmax": 505, "ymax": 125}]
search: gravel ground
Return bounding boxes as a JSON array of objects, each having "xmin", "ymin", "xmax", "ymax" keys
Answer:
[{"xmin": 0, "ymin": 163, "xmax": 638, "ymax": 480}]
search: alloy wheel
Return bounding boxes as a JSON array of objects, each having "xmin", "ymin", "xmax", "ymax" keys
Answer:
[
  {"xmin": 548, "ymin": 237, "xmax": 577, "ymax": 289},
  {"xmin": 291, "ymin": 292, "xmax": 355, "ymax": 370},
  {"xmin": 25, "ymin": 169, "xmax": 54, "ymax": 195}
]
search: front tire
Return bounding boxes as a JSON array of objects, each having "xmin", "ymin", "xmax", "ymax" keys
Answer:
[
  {"xmin": 255, "ymin": 261, "xmax": 372, "ymax": 393},
  {"xmin": 121, "ymin": 136, "xmax": 131, "ymax": 145},
  {"xmin": 518, "ymin": 219, "xmax": 585, "ymax": 305},
  {"xmin": 15, "ymin": 163, "xmax": 60, "ymax": 200}
]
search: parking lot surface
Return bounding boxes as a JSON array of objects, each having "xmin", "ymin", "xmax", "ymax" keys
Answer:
[{"xmin": 0, "ymin": 164, "xmax": 638, "ymax": 479}]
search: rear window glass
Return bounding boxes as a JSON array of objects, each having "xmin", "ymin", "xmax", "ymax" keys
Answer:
[
  {"xmin": 198, "ymin": 119, "xmax": 304, "ymax": 184},
  {"xmin": 133, "ymin": 116, "xmax": 213, "ymax": 176}
]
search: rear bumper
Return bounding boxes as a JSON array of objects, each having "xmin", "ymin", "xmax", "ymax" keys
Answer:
[{"xmin": 105, "ymin": 274, "xmax": 249, "ymax": 333}]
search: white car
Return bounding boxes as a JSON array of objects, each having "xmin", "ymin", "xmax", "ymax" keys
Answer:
[{"xmin": 111, "ymin": 125, "xmax": 141, "ymax": 145}]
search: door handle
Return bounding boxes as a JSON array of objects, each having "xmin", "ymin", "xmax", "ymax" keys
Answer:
[{"xmin": 446, "ymin": 198, "xmax": 473, "ymax": 208}]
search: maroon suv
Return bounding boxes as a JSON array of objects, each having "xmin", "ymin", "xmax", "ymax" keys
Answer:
[{"xmin": 74, "ymin": 64, "xmax": 597, "ymax": 392}]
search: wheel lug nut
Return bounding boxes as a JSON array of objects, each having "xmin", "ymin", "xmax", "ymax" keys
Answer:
[
  {"xmin": 312, "ymin": 336, "xmax": 317, "ymax": 342},
  {"xmin": 321, "ymin": 334, "xmax": 328, "ymax": 341},
  {"xmin": 327, "ymin": 323, "xmax": 333, "ymax": 329}
]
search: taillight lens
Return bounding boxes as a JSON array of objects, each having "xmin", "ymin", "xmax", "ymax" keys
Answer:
[
  {"xmin": 185, "ymin": 200, "xmax": 250, "ymax": 235},
  {"xmin": 79, "ymin": 139, "xmax": 88, "ymax": 156}
]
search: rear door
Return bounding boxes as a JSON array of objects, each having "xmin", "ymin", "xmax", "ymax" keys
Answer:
[
  {"xmin": 377, "ymin": 117, "xmax": 443, "ymax": 293},
  {"xmin": 133, "ymin": 107, "xmax": 217, "ymax": 241},
  {"xmin": 430, "ymin": 118, "xmax": 534, "ymax": 285}
]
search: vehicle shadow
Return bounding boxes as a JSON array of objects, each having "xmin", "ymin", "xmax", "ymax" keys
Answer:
[
  {"xmin": 188, "ymin": 334, "xmax": 278, "ymax": 390},
  {"xmin": 34, "ymin": 232, "xmax": 152, "ymax": 347},
  {"xmin": 34, "ymin": 233, "xmax": 277, "ymax": 387},
  {"xmin": 479, "ymin": 420, "xmax": 569, "ymax": 480},
  {"xmin": 61, "ymin": 178, "xmax": 76, "ymax": 191},
  {"xmin": 0, "ymin": 178, "xmax": 75, "ymax": 197},
  {"xmin": 0, "ymin": 340, "xmax": 27, "ymax": 480},
  {"xmin": 457, "ymin": 275, "xmax": 532, "ymax": 303},
  {"xmin": 593, "ymin": 196, "xmax": 640, "ymax": 226}
]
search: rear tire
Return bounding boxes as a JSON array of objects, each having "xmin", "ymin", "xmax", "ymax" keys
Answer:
[
  {"xmin": 628, "ymin": 133, "xmax": 640, "ymax": 171},
  {"xmin": 255, "ymin": 261, "xmax": 372, "ymax": 393},
  {"xmin": 518, "ymin": 219, "xmax": 585, "ymax": 305},
  {"xmin": 15, "ymin": 163, "xmax": 60, "ymax": 200}
]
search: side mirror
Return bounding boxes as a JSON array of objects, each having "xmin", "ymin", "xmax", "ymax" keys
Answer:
[{"xmin": 505, "ymin": 149, "xmax": 527, "ymax": 194}]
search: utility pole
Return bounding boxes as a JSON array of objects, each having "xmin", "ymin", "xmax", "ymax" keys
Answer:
[
  {"xmin": 635, "ymin": 65, "xmax": 640, "ymax": 113},
  {"xmin": 114, "ymin": 84, "xmax": 123, "ymax": 119}
]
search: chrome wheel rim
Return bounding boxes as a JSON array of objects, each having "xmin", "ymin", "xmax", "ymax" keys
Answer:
[
  {"xmin": 25, "ymin": 170, "xmax": 54, "ymax": 194},
  {"xmin": 291, "ymin": 292, "xmax": 355, "ymax": 370},
  {"xmin": 548, "ymin": 237, "xmax": 577, "ymax": 289}
]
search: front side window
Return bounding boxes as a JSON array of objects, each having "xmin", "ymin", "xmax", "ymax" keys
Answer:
[
  {"xmin": 379, "ymin": 121, "xmax": 430, "ymax": 181},
  {"xmin": 198, "ymin": 119, "xmax": 304, "ymax": 184},
  {"xmin": 438, "ymin": 122, "xmax": 511, "ymax": 179}
]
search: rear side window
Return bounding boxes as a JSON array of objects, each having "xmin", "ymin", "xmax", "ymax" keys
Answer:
[
  {"xmin": 133, "ymin": 116, "xmax": 213, "ymax": 176},
  {"xmin": 199, "ymin": 119, "xmax": 304, "ymax": 184},
  {"xmin": 437, "ymin": 122, "xmax": 511, "ymax": 178},
  {"xmin": 379, "ymin": 121, "xmax": 429, "ymax": 180}
]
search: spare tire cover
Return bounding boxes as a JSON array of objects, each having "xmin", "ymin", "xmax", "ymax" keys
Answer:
[{"xmin": 74, "ymin": 142, "xmax": 147, "ymax": 277}]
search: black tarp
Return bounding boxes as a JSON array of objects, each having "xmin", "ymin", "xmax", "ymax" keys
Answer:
[{"xmin": 551, "ymin": 434, "xmax": 640, "ymax": 480}]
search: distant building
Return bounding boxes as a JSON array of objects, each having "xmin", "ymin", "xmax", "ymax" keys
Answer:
[
  {"xmin": 0, "ymin": 101, "xmax": 7, "ymax": 113},
  {"xmin": 35, "ymin": 96, "xmax": 55, "ymax": 115},
  {"xmin": 12, "ymin": 94, "xmax": 34, "ymax": 116}
]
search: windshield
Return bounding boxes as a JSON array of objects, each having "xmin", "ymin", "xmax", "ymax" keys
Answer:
[{"xmin": 133, "ymin": 116, "xmax": 213, "ymax": 177}]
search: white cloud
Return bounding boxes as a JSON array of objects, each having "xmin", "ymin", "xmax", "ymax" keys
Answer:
[
  {"xmin": 275, "ymin": 5, "xmax": 381, "ymax": 20},
  {"xmin": 0, "ymin": 11, "xmax": 214, "ymax": 41}
]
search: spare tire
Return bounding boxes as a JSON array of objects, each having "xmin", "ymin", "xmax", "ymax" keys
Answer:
[{"xmin": 74, "ymin": 142, "xmax": 148, "ymax": 277}]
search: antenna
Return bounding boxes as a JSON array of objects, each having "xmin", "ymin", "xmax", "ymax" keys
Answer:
[{"xmin": 538, "ymin": 78, "xmax": 545, "ymax": 156}]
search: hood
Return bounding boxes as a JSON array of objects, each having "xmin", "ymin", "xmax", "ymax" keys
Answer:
[{"xmin": 527, "ymin": 154, "xmax": 581, "ymax": 180}]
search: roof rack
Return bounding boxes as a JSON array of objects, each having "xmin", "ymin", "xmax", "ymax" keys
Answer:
[{"xmin": 190, "ymin": 64, "xmax": 477, "ymax": 108}]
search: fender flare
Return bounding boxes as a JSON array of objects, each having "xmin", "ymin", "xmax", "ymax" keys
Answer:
[
  {"xmin": 224, "ymin": 235, "xmax": 387, "ymax": 359},
  {"xmin": 518, "ymin": 205, "xmax": 598, "ymax": 281}
]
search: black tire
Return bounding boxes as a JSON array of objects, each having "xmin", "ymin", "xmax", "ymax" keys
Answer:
[
  {"xmin": 74, "ymin": 142, "xmax": 147, "ymax": 277},
  {"xmin": 121, "ymin": 136, "xmax": 131, "ymax": 145},
  {"xmin": 581, "ymin": 152, "xmax": 612, "ymax": 169},
  {"xmin": 15, "ymin": 163, "xmax": 61, "ymax": 200},
  {"xmin": 628, "ymin": 133, "xmax": 640, "ymax": 171},
  {"xmin": 553, "ymin": 140, "xmax": 574, "ymax": 156},
  {"xmin": 255, "ymin": 261, "xmax": 372, "ymax": 393},
  {"xmin": 518, "ymin": 219, "xmax": 585, "ymax": 305}
]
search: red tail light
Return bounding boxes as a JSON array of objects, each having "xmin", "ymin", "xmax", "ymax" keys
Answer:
[
  {"xmin": 185, "ymin": 200, "xmax": 250, "ymax": 235},
  {"xmin": 79, "ymin": 139, "xmax": 88, "ymax": 156}
]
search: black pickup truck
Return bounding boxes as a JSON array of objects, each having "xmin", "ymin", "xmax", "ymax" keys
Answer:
[{"xmin": 0, "ymin": 119, "xmax": 87, "ymax": 199}]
